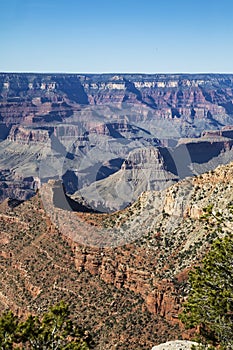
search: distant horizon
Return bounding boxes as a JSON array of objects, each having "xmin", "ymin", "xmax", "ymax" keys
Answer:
[{"xmin": 1, "ymin": 71, "xmax": 233, "ymax": 76}]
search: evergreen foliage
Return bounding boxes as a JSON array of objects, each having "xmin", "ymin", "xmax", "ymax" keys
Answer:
[
  {"xmin": 179, "ymin": 234, "xmax": 233, "ymax": 349},
  {"xmin": 0, "ymin": 301, "xmax": 92, "ymax": 349}
]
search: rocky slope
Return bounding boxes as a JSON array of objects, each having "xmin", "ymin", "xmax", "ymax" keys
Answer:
[
  {"xmin": 1, "ymin": 161, "xmax": 232, "ymax": 348},
  {"xmin": 0, "ymin": 188, "xmax": 180, "ymax": 350},
  {"xmin": 74, "ymin": 146, "xmax": 179, "ymax": 212},
  {"xmin": 75, "ymin": 129, "xmax": 233, "ymax": 211},
  {"xmin": 1, "ymin": 73, "xmax": 233, "ymax": 207},
  {"xmin": 1, "ymin": 119, "xmax": 233, "ymax": 206}
]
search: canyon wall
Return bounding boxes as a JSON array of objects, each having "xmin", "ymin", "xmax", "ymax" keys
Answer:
[
  {"xmin": 1, "ymin": 73, "xmax": 233, "ymax": 205},
  {"xmin": 1, "ymin": 73, "xmax": 233, "ymax": 137}
]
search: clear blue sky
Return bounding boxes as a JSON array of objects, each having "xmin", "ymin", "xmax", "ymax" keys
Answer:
[{"xmin": 1, "ymin": 0, "xmax": 233, "ymax": 73}]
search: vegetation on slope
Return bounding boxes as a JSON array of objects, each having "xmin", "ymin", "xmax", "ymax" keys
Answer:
[
  {"xmin": 179, "ymin": 205, "xmax": 233, "ymax": 349},
  {"xmin": 0, "ymin": 301, "xmax": 92, "ymax": 349},
  {"xmin": 0, "ymin": 193, "xmax": 181, "ymax": 349}
]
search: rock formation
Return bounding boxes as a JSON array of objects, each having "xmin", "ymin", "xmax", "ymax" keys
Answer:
[
  {"xmin": 0, "ymin": 161, "xmax": 233, "ymax": 348},
  {"xmin": 1, "ymin": 73, "xmax": 233, "ymax": 138},
  {"xmin": 151, "ymin": 340, "xmax": 200, "ymax": 350},
  {"xmin": 1, "ymin": 73, "xmax": 233, "ymax": 209}
]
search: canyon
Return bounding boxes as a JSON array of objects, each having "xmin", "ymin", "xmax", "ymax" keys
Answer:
[
  {"xmin": 1, "ymin": 73, "xmax": 233, "ymax": 208},
  {"xmin": 0, "ymin": 161, "xmax": 232, "ymax": 348},
  {"xmin": 1, "ymin": 73, "xmax": 233, "ymax": 348}
]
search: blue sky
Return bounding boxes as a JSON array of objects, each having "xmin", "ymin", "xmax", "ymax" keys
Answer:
[{"xmin": 1, "ymin": 0, "xmax": 233, "ymax": 73}]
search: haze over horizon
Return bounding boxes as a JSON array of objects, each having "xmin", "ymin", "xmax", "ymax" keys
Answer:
[{"xmin": 1, "ymin": 0, "xmax": 233, "ymax": 74}]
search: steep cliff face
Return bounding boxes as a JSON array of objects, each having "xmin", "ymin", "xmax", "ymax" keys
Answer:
[
  {"xmin": 1, "ymin": 121, "xmax": 233, "ymax": 206},
  {"xmin": 1, "ymin": 73, "xmax": 233, "ymax": 135},
  {"xmin": 0, "ymin": 169, "xmax": 40, "ymax": 202},
  {"xmin": 75, "ymin": 146, "xmax": 179, "ymax": 212},
  {"xmin": 0, "ymin": 186, "xmax": 185, "ymax": 350},
  {"xmin": 73, "ymin": 244, "xmax": 183, "ymax": 324},
  {"xmin": 201, "ymin": 125, "xmax": 233, "ymax": 139},
  {"xmin": 8, "ymin": 125, "xmax": 51, "ymax": 144},
  {"xmin": 38, "ymin": 162, "xmax": 233, "ymax": 327},
  {"xmin": 1, "ymin": 73, "xmax": 233, "ymax": 205},
  {"xmin": 0, "ymin": 162, "xmax": 232, "ymax": 348},
  {"xmin": 73, "ymin": 131, "xmax": 233, "ymax": 212}
]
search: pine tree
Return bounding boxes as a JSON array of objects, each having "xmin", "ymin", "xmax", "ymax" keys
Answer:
[
  {"xmin": 0, "ymin": 310, "xmax": 20, "ymax": 349},
  {"xmin": 0, "ymin": 302, "xmax": 92, "ymax": 349},
  {"xmin": 179, "ymin": 234, "xmax": 233, "ymax": 349}
]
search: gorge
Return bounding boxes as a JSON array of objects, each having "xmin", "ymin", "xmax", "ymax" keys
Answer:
[{"xmin": 1, "ymin": 73, "xmax": 233, "ymax": 209}]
